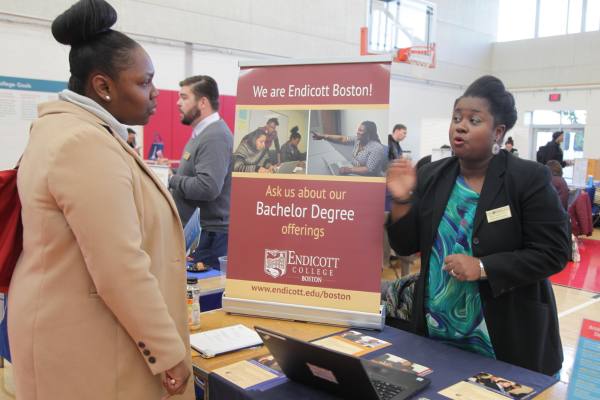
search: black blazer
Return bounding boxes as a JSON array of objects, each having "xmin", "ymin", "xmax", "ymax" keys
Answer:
[
  {"xmin": 388, "ymin": 134, "xmax": 402, "ymax": 160},
  {"xmin": 545, "ymin": 141, "xmax": 566, "ymax": 167},
  {"xmin": 387, "ymin": 150, "xmax": 570, "ymax": 375}
]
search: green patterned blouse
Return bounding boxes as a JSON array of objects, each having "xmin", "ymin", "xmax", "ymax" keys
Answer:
[{"xmin": 425, "ymin": 176, "xmax": 495, "ymax": 358}]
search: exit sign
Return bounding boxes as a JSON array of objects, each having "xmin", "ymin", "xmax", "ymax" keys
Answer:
[{"xmin": 549, "ymin": 93, "xmax": 561, "ymax": 102}]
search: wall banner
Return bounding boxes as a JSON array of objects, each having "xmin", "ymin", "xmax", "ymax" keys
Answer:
[
  {"xmin": 223, "ymin": 57, "xmax": 391, "ymax": 329},
  {"xmin": 0, "ymin": 75, "xmax": 67, "ymax": 170}
]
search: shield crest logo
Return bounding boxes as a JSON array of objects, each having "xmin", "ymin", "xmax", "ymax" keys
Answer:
[{"xmin": 264, "ymin": 250, "xmax": 288, "ymax": 278}]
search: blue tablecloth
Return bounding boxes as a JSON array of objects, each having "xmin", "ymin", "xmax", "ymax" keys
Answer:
[
  {"xmin": 0, "ymin": 294, "xmax": 10, "ymax": 361},
  {"xmin": 188, "ymin": 268, "xmax": 222, "ymax": 280},
  {"xmin": 208, "ymin": 325, "xmax": 558, "ymax": 400}
]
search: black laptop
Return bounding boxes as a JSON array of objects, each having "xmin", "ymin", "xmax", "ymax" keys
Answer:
[{"xmin": 255, "ymin": 326, "xmax": 430, "ymax": 400}]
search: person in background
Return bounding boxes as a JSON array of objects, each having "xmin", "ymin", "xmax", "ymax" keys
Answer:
[
  {"xmin": 171, "ymin": 75, "xmax": 233, "ymax": 269},
  {"xmin": 312, "ymin": 120, "xmax": 387, "ymax": 176},
  {"xmin": 546, "ymin": 159, "xmax": 579, "ymax": 261},
  {"xmin": 388, "ymin": 123, "xmax": 407, "ymax": 160},
  {"xmin": 147, "ymin": 131, "xmax": 164, "ymax": 160},
  {"xmin": 280, "ymin": 126, "xmax": 306, "ymax": 162},
  {"xmin": 155, "ymin": 148, "xmax": 171, "ymax": 166},
  {"xmin": 233, "ymin": 130, "xmax": 274, "ymax": 173},
  {"xmin": 544, "ymin": 130, "xmax": 572, "ymax": 167},
  {"xmin": 386, "ymin": 75, "xmax": 569, "ymax": 376},
  {"xmin": 546, "ymin": 160, "xmax": 569, "ymax": 210},
  {"xmin": 8, "ymin": 1, "xmax": 193, "ymax": 399},
  {"xmin": 243, "ymin": 117, "xmax": 280, "ymax": 165},
  {"xmin": 126, "ymin": 127, "xmax": 138, "ymax": 152},
  {"xmin": 504, "ymin": 136, "xmax": 518, "ymax": 157}
]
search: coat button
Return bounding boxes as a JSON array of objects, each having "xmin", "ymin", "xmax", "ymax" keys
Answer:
[
  {"xmin": 473, "ymin": 237, "xmax": 480, "ymax": 245},
  {"xmin": 138, "ymin": 342, "xmax": 145, "ymax": 348},
  {"xmin": 148, "ymin": 356, "xmax": 156, "ymax": 364},
  {"xmin": 143, "ymin": 349, "xmax": 151, "ymax": 356}
]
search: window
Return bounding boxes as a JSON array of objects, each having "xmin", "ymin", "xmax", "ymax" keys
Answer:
[
  {"xmin": 538, "ymin": 0, "xmax": 569, "ymax": 37},
  {"xmin": 525, "ymin": 110, "xmax": 587, "ymax": 126},
  {"xmin": 568, "ymin": 0, "xmax": 584, "ymax": 34},
  {"xmin": 531, "ymin": 110, "xmax": 561, "ymax": 125},
  {"xmin": 367, "ymin": 0, "xmax": 436, "ymax": 53},
  {"xmin": 586, "ymin": 0, "xmax": 600, "ymax": 31},
  {"xmin": 497, "ymin": 0, "xmax": 537, "ymax": 42},
  {"xmin": 497, "ymin": 0, "xmax": 598, "ymax": 41},
  {"xmin": 528, "ymin": 110, "xmax": 586, "ymax": 177}
]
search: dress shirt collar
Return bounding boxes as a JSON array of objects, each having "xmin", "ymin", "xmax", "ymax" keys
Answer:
[{"xmin": 191, "ymin": 112, "xmax": 220, "ymax": 139}]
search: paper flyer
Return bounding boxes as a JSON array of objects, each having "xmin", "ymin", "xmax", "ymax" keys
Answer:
[
  {"xmin": 312, "ymin": 330, "xmax": 391, "ymax": 357},
  {"xmin": 369, "ymin": 353, "xmax": 432, "ymax": 377}
]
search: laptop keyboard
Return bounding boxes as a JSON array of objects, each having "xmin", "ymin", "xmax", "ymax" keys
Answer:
[{"xmin": 372, "ymin": 379, "xmax": 405, "ymax": 400}]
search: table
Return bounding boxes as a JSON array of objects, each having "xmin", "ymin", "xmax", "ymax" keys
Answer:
[
  {"xmin": 191, "ymin": 310, "xmax": 567, "ymax": 399},
  {"xmin": 191, "ymin": 310, "xmax": 347, "ymax": 399}
]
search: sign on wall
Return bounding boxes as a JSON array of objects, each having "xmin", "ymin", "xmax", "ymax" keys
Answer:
[
  {"xmin": 0, "ymin": 76, "xmax": 67, "ymax": 169},
  {"xmin": 223, "ymin": 57, "xmax": 391, "ymax": 329}
]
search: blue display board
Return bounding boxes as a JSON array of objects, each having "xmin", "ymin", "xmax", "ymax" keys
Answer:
[{"xmin": 567, "ymin": 319, "xmax": 600, "ymax": 399}]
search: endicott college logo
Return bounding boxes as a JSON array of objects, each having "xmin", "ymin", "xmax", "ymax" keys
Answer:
[{"xmin": 264, "ymin": 249, "xmax": 288, "ymax": 278}]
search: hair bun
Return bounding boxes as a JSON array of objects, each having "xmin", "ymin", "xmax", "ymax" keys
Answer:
[{"xmin": 51, "ymin": 0, "xmax": 117, "ymax": 46}]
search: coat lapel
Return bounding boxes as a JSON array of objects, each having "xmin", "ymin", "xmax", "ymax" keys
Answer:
[
  {"xmin": 473, "ymin": 152, "xmax": 507, "ymax": 234},
  {"xmin": 41, "ymin": 100, "xmax": 182, "ymax": 225},
  {"xmin": 113, "ymin": 133, "xmax": 181, "ymax": 223}
]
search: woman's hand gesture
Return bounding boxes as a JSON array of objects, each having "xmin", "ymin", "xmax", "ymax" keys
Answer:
[{"xmin": 386, "ymin": 159, "xmax": 416, "ymax": 202}]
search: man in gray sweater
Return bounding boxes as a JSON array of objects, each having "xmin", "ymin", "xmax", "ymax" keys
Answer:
[{"xmin": 169, "ymin": 75, "xmax": 233, "ymax": 269}]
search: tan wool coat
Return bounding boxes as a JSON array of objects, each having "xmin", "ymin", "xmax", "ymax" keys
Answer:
[{"xmin": 8, "ymin": 100, "xmax": 194, "ymax": 400}]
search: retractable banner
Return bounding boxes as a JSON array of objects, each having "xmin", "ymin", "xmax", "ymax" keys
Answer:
[{"xmin": 224, "ymin": 57, "xmax": 391, "ymax": 328}]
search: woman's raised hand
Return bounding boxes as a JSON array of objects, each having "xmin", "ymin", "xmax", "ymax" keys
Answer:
[{"xmin": 386, "ymin": 159, "xmax": 416, "ymax": 202}]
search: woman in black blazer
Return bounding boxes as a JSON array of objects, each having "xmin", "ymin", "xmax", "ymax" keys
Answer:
[{"xmin": 386, "ymin": 76, "xmax": 569, "ymax": 376}]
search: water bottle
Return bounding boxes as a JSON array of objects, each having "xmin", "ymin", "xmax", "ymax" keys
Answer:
[
  {"xmin": 587, "ymin": 175, "xmax": 594, "ymax": 187},
  {"xmin": 186, "ymin": 278, "xmax": 201, "ymax": 330}
]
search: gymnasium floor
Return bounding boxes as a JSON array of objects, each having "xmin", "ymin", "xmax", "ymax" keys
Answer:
[{"xmin": 1, "ymin": 230, "xmax": 598, "ymax": 399}]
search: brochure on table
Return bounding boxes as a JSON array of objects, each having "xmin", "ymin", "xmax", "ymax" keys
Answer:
[{"xmin": 223, "ymin": 57, "xmax": 391, "ymax": 329}]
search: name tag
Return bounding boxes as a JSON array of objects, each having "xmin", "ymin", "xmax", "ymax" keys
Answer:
[
  {"xmin": 183, "ymin": 152, "xmax": 191, "ymax": 160},
  {"xmin": 486, "ymin": 205, "xmax": 511, "ymax": 223}
]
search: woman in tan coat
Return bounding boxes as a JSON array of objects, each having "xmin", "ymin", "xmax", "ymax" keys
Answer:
[{"xmin": 8, "ymin": 1, "xmax": 193, "ymax": 399}]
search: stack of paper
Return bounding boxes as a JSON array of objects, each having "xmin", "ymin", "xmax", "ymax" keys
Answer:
[{"xmin": 190, "ymin": 324, "xmax": 263, "ymax": 358}]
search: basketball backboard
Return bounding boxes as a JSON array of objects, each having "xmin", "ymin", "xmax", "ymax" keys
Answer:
[{"xmin": 361, "ymin": 0, "xmax": 437, "ymax": 68}]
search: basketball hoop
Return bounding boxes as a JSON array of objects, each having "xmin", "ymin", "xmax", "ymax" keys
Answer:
[
  {"xmin": 361, "ymin": 0, "xmax": 437, "ymax": 69},
  {"xmin": 360, "ymin": 27, "xmax": 436, "ymax": 69},
  {"xmin": 395, "ymin": 44, "xmax": 436, "ymax": 68}
]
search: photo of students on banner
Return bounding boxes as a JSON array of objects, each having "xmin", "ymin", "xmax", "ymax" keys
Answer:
[
  {"xmin": 233, "ymin": 109, "xmax": 308, "ymax": 175},
  {"xmin": 307, "ymin": 109, "xmax": 388, "ymax": 177}
]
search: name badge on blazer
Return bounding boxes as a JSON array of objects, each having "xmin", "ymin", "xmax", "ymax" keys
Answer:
[
  {"xmin": 183, "ymin": 152, "xmax": 191, "ymax": 160},
  {"xmin": 486, "ymin": 205, "xmax": 511, "ymax": 223}
]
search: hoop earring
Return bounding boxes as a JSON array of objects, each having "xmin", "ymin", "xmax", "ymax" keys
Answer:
[{"xmin": 492, "ymin": 142, "xmax": 500, "ymax": 155}]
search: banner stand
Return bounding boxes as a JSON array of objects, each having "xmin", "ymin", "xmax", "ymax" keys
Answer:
[
  {"xmin": 225, "ymin": 57, "xmax": 391, "ymax": 332},
  {"xmin": 222, "ymin": 294, "xmax": 385, "ymax": 330}
]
